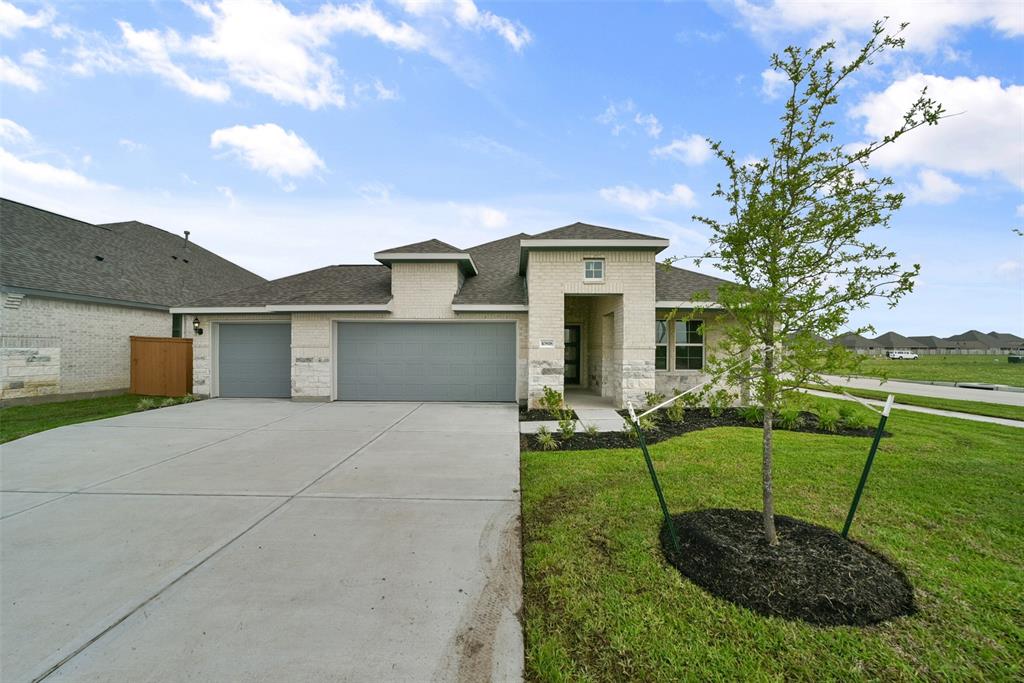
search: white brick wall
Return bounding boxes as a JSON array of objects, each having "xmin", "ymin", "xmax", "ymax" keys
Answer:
[{"xmin": 0, "ymin": 294, "xmax": 170, "ymax": 397}]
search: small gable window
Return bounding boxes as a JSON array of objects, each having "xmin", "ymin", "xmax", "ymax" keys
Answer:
[{"xmin": 583, "ymin": 258, "xmax": 604, "ymax": 281}]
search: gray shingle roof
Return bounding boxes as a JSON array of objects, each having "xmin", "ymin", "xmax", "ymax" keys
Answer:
[
  {"xmin": 376, "ymin": 238, "xmax": 463, "ymax": 254},
  {"xmin": 834, "ymin": 333, "xmax": 872, "ymax": 348},
  {"xmin": 453, "ymin": 234, "xmax": 529, "ymax": 305},
  {"xmin": 946, "ymin": 330, "xmax": 1001, "ymax": 348},
  {"xmin": 910, "ymin": 335, "xmax": 943, "ymax": 348},
  {"xmin": 872, "ymin": 331, "xmax": 920, "ymax": 348},
  {"xmin": 184, "ymin": 265, "xmax": 392, "ymax": 307},
  {"xmin": 0, "ymin": 198, "xmax": 264, "ymax": 308},
  {"xmin": 530, "ymin": 222, "xmax": 664, "ymax": 240},
  {"xmin": 655, "ymin": 263, "xmax": 731, "ymax": 302}
]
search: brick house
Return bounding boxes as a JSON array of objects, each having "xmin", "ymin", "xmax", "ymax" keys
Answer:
[
  {"xmin": 173, "ymin": 223, "xmax": 731, "ymax": 408},
  {"xmin": 0, "ymin": 199, "xmax": 264, "ymax": 403}
]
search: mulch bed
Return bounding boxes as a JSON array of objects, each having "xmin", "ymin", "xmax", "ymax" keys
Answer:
[
  {"xmin": 660, "ymin": 508, "xmax": 916, "ymax": 626},
  {"xmin": 520, "ymin": 407, "xmax": 887, "ymax": 451},
  {"xmin": 519, "ymin": 408, "xmax": 578, "ymax": 422}
]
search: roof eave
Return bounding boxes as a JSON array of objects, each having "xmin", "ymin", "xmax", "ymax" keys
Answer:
[
  {"xmin": 171, "ymin": 301, "xmax": 394, "ymax": 314},
  {"xmin": 373, "ymin": 252, "xmax": 478, "ymax": 276},
  {"xmin": 518, "ymin": 238, "xmax": 670, "ymax": 274}
]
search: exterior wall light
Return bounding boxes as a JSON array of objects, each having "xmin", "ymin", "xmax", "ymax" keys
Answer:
[{"xmin": 192, "ymin": 316, "xmax": 204, "ymax": 335}]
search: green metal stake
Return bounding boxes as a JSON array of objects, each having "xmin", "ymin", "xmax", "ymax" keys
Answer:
[
  {"xmin": 629, "ymin": 405, "xmax": 683, "ymax": 558},
  {"xmin": 842, "ymin": 394, "xmax": 894, "ymax": 538}
]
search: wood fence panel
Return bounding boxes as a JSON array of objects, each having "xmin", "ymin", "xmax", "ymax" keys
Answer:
[{"xmin": 130, "ymin": 336, "xmax": 193, "ymax": 397}]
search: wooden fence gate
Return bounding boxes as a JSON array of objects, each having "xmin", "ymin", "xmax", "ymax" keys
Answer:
[{"xmin": 130, "ymin": 336, "xmax": 193, "ymax": 397}]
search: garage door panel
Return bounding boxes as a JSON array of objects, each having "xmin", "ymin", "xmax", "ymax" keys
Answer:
[
  {"xmin": 218, "ymin": 324, "xmax": 291, "ymax": 398},
  {"xmin": 337, "ymin": 323, "xmax": 516, "ymax": 402}
]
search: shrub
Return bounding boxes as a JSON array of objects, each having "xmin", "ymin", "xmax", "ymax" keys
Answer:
[
  {"xmin": 817, "ymin": 408, "xmax": 840, "ymax": 433},
  {"xmin": 159, "ymin": 397, "xmax": 179, "ymax": 408},
  {"xmin": 583, "ymin": 423, "xmax": 600, "ymax": 437},
  {"xmin": 179, "ymin": 394, "xmax": 199, "ymax": 404},
  {"xmin": 558, "ymin": 416, "xmax": 576, "ymax": 441},
  {"xmin": 535, "ymin": 426, "xmax": 558, "ymax": 451},
  {"xmin": 739, "ymin": 405, "xmax": 763, "ymax": 426},
  {"xmin": 664, "ymin": 390, "xmax": 685, "ymax": 423},
  {"xmin": 644, "ymin": 392, "xmax": 666, "ymax": 409},
  {"xmin": 842, "ymin": 410, "xmax": 871, "ymax": 431},
  {"xmin": 838, "ymin": 402, "xmax": 858, "ymax": 421},
  {"xmin": 136, "ymin": 397, "xmax": 157, "ymax": 411},
  {"xmin": 540, "ymin": 386, "xmax": 570, "ymax": 420},
  {"xmin": 778, "ymin": 407, "xmax": 803, "ymax": 431},
  {"xmin": 638, "ymin": 415, "xmax": 657, "ymax": 433},
  {"xmin": 707, "ymin": 389, "xmax": 731, "ymax": 418}
]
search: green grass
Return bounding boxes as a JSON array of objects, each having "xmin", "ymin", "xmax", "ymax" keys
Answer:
[
  {"xmin": 522, "ymin": 401, "xmax": 1023, "ymax": 681},
  {"xmin": 810, "ymin": 385, "xmax": 1024, "ymax": 422},
  {"xmin": 853, "ymin": 355, "xmax": 1024, "ymax": 387},
  {"xmin": 0, "ymin": 394, "xmax": 174, "ymax": 443}
]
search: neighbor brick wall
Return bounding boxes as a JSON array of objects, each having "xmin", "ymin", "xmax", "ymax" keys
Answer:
[{"xmin": 0, "ymin": 294, "xmax": 170, "ymax": 397}]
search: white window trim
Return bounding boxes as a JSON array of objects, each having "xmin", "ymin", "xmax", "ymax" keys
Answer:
[
  {"xmin": 655, "ymin": 320, "xmax": 669, "ymax": 371},
  {"xmin": 583, "ymin": 258, "xmax": 605, "ymax": 282},
  {"xmin": 673, "ymin": 319, "xmax": 705, "ymax": 371}
]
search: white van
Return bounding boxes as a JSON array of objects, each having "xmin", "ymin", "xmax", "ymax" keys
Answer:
[{"xmin": 887, "ymin": 350, "xmax": 919, "ymax": 360}]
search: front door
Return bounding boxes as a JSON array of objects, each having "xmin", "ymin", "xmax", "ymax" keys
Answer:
[{"xmin": 564, "ymin": 325, "xmax": 581, "ymax": 385}]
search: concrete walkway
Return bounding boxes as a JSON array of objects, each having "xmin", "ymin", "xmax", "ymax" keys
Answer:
[
  {"xmin": 520, "ymin": 389, "xmax": 626, "ymax": 434},
  {"xmin": 821, "ymin": 375, "xmax": 1024, "ymax": 407},
  {"xmin": 803, "ymin": 389, "xmax": 1024, "ymax": 429},
  {"xmin": 0, "ymin": 399, "xmax": 523, "ymax": 682}
]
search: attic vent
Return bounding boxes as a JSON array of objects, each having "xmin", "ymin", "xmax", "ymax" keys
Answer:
[
  {"xmin": 94, "ymin": 255, "xmax": 104, "ymax": 261},
  {"xmin": 171, "ymin": 255, "xmax": 178, "ymax": 260},
  {"xmin": 182, "ymin": 259, "xmax": 189, "ymax": 263},
  {"xmin": 3, "ymin": 294, "xmax": 24, "ymax": 309}
]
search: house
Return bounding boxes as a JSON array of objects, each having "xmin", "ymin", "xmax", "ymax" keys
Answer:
[
  {"xmin": 0, "ymin": 198, "xmax": 265, "ymax": 402},
  {"xmin": 833, "ymin": 332, "xmax": 873, "ymax": 353},
  {"xmin": 942, "ymin": 330, "xmax": 1002, "ymax": 353},
  {"xmin": 172, "ymin": 223, "xmax": 732, "ymax": 408},
  {"xmin": 988, "ymin": 331, "xmax": 1024, "ymax": 351},
  {"xmin": 909, "ymin": 335, "xmax": 943, "ymax": 351},
  {"xmin": 871, "ymin": 331, "xmax": 923, "ymax": 351}
]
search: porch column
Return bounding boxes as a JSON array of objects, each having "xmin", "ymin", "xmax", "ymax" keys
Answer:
[{"xmin": 526, "ymin": 285, "xmax": 565, "ymax": 408}]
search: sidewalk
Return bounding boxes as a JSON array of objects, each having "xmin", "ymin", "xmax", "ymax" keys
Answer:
[
  {"xmin": 803, "ymin": 389, "xmax": 1024, "ymax": 429},
  {"xmin": 820, "ymin": 375, "xmax": 1024, "ymax": 407}
]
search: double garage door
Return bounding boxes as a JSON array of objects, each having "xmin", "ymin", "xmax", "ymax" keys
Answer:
[{"xmin": 217, "ymin": 321, "xmax": 516, "ymax": 402}]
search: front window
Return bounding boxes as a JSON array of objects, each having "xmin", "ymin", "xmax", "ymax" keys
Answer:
[
  {"xmin": 655, "ymin": 320, "xmax": 669, "ymax": 370},
  {"xmin": 584, "ymin": 258, "xmax": 604, "ymax": 281},
  {"xmin": 674, "ymin": 320, "xmax": 704, "ymax": 370}
]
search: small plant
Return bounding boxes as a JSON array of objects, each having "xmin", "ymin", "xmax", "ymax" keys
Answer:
[
  {"xmin": 159, "ymin": 397, "xmax": 179, "ymax": 408},
  {"xmin": 583, "ymin": 423, "xmax": 600, "ymax": 437},
  {"xmin": 638, "ymin": 415, "xmax": 657, "ymax": 433},
  {"xmin": 644, "ymin": 392, "xmax": 666, "ymax": 408},
  {"xmin": 664, "ymin": 390, "xmax": 685, "ymax": 423},
  {"xmin": 179, "ymin": 394, "xmax": 198, "ymax": 404},
  {"xmin": 739, "ymin": 405, "xmax": 763, "ymax": 426},
  {"xmin": 540, "ymin": 386, "xmax": 570, "ymax": 421},
  {"xmin": 842, "ymin": 410, "xmax": 871, "ymax": 431},
  {"xmin": 778, "ymin": 407, "xmax": 804, "ymax": 431},
  {"xmin": 558, "ymin": 416, "xmax": 576, "ymax": 441},
  {"xmin": 817, "ymin": 408, "xmax": 841, "ymax": 433},
  {"xmin": 838, "ymin": 402, "xmax": 858, "ymax": 422},
  {"xmin": 707, "ymin": 389, "xmax": 731, "ymax": 418},
  {"xmin": 136, "ymin": 397, "xmax": 157, "ymax": 411},
  {"xmin": 535, "ymin": 426, "xmax": 558, "ymax": 451}
]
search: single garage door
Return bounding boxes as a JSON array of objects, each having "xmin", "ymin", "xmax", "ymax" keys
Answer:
[
  {"xmin": 218, "ymin": 323, "xmax": 291, "ymax": 398},
  {"xmin": 337, "ymin": 322, "xmax": 516, "ymax": 402}
]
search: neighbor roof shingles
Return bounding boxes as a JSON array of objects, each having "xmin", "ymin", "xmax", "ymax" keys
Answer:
[
  {"xmin": 0, "ymin": 199, "xmax": 264, "ymax": 308},
  {"xmin": 183, "ymin": 265, "xmax": 392, "ymax": 307},
  {"xmin": 655, "ymin": 264, "xmax": 731, "ymax": 302},
  {"xmin": 376, "ymin": 238, "xmax": 463, "ymax": 254},
  {"xmin": 529, "ymin": 222, "xmax": 665, "ymax": 241},
  {"xmin": 453, "ymin": 234, "xmax": 529, "ymax": 305}
]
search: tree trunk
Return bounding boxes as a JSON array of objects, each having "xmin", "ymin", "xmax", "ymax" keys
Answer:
[
  {"xmin": 761, "ymin": 345, "xmax": 778, "ymax": 545},
  {"xmin": 762, "ymin": 407, "xmax": 778, "ymax": 545}
]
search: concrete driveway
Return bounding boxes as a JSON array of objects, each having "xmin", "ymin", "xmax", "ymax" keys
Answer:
[{"xmin": 0, "ymin": 400, "xmax": 523, "ymax": 682}]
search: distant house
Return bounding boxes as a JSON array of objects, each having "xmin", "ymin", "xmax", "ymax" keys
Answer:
[
  {"xmin": 943, "ymin": 330, "xmax": 1003, "ymax": 353},
  {"xmin": 871, "ymin": 331, "xmax": 922, "ymax": 351},
  {"xmin": 0, "ymin": 198, "xmax": 265, "ymax": 403},
  {"xmin": 909, "ymin": 335, "xmax": 943, "ymax": 350},
  {"xmin": 833, "ymin": 333, "xmax": 873, "ymax": 353},
  {"xmin": 986, "ymin": 331, "xmax": 1024, "ymax": 352}
]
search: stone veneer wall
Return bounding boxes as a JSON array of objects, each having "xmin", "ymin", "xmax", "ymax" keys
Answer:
[
  {"xmin": 526, "ymin": 249, "xmax": 656, "ymax": 408},
  {"xmin": 0, "ymin": 294, "xmax": 170, "ymax": 399}
]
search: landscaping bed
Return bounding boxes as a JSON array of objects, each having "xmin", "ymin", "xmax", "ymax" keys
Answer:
[
  {"xmin": 519, "ymin": 407, "xmax": 578, "ymax": 422},
  {"xmin": 520, "ymin": 406, "xmax": 887, "ymax": 451},
  {"xmin": 660, "ymin": 508, "xmax": 915, "ymax": 626}
]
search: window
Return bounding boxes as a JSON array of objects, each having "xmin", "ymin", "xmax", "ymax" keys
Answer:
[
  {"xmin": 172, "ymin": 313, "xmax": 183, "ymax": 338},
  {"xmin": 583, "ymin": 258, "xmax": 604, "ymax": 281},
  {"xmin": 655, "ymin": 320, "xmax": 669, "ymax": 370},
  {"xmin": 674, "ymin": 320, "xmax": 704, "ymax": 370}
]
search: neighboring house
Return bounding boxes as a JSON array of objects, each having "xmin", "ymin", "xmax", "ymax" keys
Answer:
[
  {"xmin": 173, "ymin": 223, "xmax": 731, "ymax": 408},
  {"xmin": 988, "ymin": 331, "xmax": 1024, "ymax": 351},
  {"xmin": 833, "ymin": 333, "xmax": 873, "ymax": 353},
  {"xmin": 0, "ymin": 199, "xmax": 265, "ymax": 402},
  {"xmin": 871, "ymin": 331, "xmax": 923, "ymax": 351},
  {"xmin": 909, "ymin": 335, "xmax": 943, "ymax": 351}
]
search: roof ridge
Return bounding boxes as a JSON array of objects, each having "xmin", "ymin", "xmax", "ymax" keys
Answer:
[{"xmin": 1, "ymin": 196, "xmax": 114, "ymax": 232}]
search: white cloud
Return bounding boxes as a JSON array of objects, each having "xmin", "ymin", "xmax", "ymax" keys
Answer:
[
  {"xmin": 0, "ymin": 147, "xmax": 113, "ymax": 189},
  {"xmin": 395, "ymin": 0, "xmax": 531, "ymax": 51},
  {"xmin": 634, "ymin": 112, "xmax": 662, "ymax": 138},
  {"xmin": 373, "ymin": 79, "xmax": 398, "ymax": 101},
  {"xmin": 210, "ymin": 123, "xmax": 325, "ymax": 186},
  {"xmin": 995, "ymin": 260, "xmax": 1021, "ymax": 277},
  {"xmin": 599, "ymin": 184, "xmax": 697, "ymax": 212},
  {"xmin": 1016, "ymin": 204, "xmax": 1024, "ymax": 218},
  {"xmin": 733, "ymin": 0, "xmax": 1023, "ymax": 52},
  {"xmin": 760, "ymin": 68, "xmax": 788, "ymax": 99},
  {"xmin": 118, "ymin": 21, "xmax": 231, "ymax": 102},
  {"xmin": 0, "ymin": 0, "xmax": 54, "ymax": 38},
  {"xmin": 851, "ymin": 74, "xmax": 1024, "ymax": 188},
  {"xmin": 651, "ymin": 134, "xmax": 712, "ymax": 165},
  {"xmin": 458, "ymin": 204, "xmax": 508, "ymax": 229},
  {"xmin": 357, "ymin": 180, "xmax": 392, "ymax": 203},
  {"xmin": 0, "ymin": 118, "xmax": 32, "ymax": 144},
  {"xmin": 20, "ymin": 48, "xmax": 47, "ymax": 69},
  {"xmin": 905, "ymin": 169, "xmax": 964, "ymax": 205},
  {"xmin": 0, "ymin": 55, "xmax": 41, "ymax": 90},
  {"xmin": 216, "ymin": 185, "xmax": 238, "ymax": 207},
  {"xmin": 119, "ymin": 138, "xmax": 147, "ymax": 152}
]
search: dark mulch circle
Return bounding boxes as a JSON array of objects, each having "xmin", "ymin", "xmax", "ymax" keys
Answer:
[{"xmin": 660, "ymin": 508, "xmax": 916, "ymax": 627}]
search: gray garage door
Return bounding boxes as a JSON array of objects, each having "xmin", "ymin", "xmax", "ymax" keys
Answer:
[
  {"xmin": 218, "ymin": 323, "xmax": 291, "ymax": 398},
  {"xmin": 337, "ymin": 322, "xmax": 516, "ymax": 402}
]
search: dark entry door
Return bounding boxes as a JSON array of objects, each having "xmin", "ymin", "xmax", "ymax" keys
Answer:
[{"xmin": 564, "ymin": 325, "xmax": 581, "ymax": 385}]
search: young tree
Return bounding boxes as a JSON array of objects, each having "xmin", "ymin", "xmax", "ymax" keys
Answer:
[{"xmin": 680, "ymin": 21, "xmax": 945, "ymax": 545}]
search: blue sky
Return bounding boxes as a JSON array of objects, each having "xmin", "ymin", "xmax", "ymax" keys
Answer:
[{"xmin": 1, "ymin": 0, "xmax": 1021, "ymax": 336}]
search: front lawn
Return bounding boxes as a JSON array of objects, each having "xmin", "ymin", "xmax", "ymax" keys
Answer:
[
  {"xmin": 521, "ymin": 405, "xmax": 1022, "ymax": 680},
  {"xmin": 853, "ymin": 354, "xmax": 1024, "ymax": 387},
  {"xmin": 0, "ymin": 394, "xmax": 190, "ymax": 443}
]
